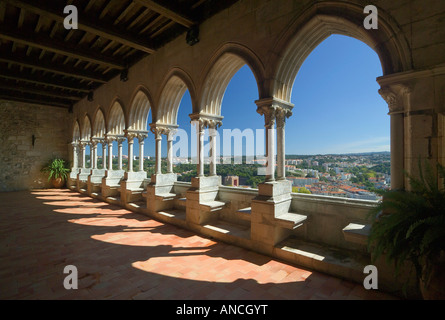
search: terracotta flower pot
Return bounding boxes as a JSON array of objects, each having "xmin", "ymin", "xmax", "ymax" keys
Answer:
[{"xmin": 51, "ymin": 177, "xmax": 65, "ymax": 189}]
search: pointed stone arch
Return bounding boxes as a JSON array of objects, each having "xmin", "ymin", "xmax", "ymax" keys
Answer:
[
  {"xmin": 156, "ymin": 67, "xmax": 196, "ymax": 125},
  {"xmin": 81, "ymin": 115, "xmax": 92, "ymax": 141},
  {"xmin": 108, "ymin": 99, "xmax": 126, "ymax": 136},
  {"xmin": 128, "ymin": 86, "xmax": 153, "ymax": 131},
  {"xmin": 92, "ymin": 108, "xmax": 106, "ymax": 138},
  {"xmin": 72, "ymin": 120, "xmax": 81, "ymax": 142},
  {"xmin": 198, "ymin": 42, "xmax": 266, "ymax": 117},
  {"xmin": 271, "ymin": 2, "xmax": 412, "ymax": 102}
]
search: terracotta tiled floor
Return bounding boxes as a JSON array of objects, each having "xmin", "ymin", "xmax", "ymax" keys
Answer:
[{"xmin": 0, "ymin": 189, "xmax": 398, "ymax": 300}]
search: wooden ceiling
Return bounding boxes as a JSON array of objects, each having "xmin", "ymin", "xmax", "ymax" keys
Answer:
[{"xmin": 0, "ymin": 0, "xmax": 239, "ymax": 110}]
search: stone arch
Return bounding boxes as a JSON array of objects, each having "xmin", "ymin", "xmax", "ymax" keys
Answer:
[
  {"xmin": 271, "ymin": 2, "xmax": 412, "ymax": 102},
  {"xmin": 127, "ymin": 86, "xmax": 153, "ymax": 131},
  {"xmin": 108, "ymin": 99, "xmax": 126, "ymax": 136},
  {"xmin": 92, "ymin": 108, "xmax": 106, "ymax": 138},
  {"xmin": 81, "ymin": 115, "xmax": 92, "ymax": 141},
  {"xmin": 156, "ymin": 68, "xmax": 196, "ymax": 125},
  {"xmin": 199, "ymin": 42, "xmax": 266, "ymax": 116},
  {"xmin": 72, "ymin": 120, "xmax": 81, "ymax": 142}
]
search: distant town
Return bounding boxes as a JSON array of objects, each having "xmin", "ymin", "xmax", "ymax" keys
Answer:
[{"xmin": 92, "ymin": 151, "xmax": 390, "ymax": 201}]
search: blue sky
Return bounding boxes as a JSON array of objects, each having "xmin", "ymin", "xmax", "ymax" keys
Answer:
[{"xmin": 109, "ymin": 34, "xmax": 388, "ymax": 158}]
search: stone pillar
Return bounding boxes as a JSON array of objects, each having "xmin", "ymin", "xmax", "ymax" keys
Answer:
[
  {"xmin": 150, "ymin": 124, "xmax": 178, "ymax": 176},
  {"xmin": 155, "ymin": 130, "xmax": 162, "ymax": 174},
  {"xmin": 379, "ymin": 86, "xmax": 408, "ymax": 190},
  {"xmin": 102, "ymin": 140, "xmax": 107, "ymax": 170},
  {"xmin": 91, "ymin": 140, "xmax": 98, "ymax": 169},
  {"xmin": 189, "ymin": 114, "xmax": 223, "ymax": 178},
  {"xmin": 117, "ymin": 137, "xmax": 125, "ymax": 170},
  {"xmin": 80, "ymin": 141, "xmax": 87, "ymax": 169},
  {"xmin": 166, "ymin": 129, "xmax": 176, "ymax": 174},
  {"xmin": 209, "ymin": 125, "xmax": 218, "ymax": 176},
  {"xmin": 266, "ymin": 120, "xmax": 275, "ymax": 182},
  {"xmin": 71, "ymin": 142, "xmax": 79, "ymax": 169},
  {"xmin": 276, "ymin": 109, "xmax": 287, "ymax": 181},
  {"xmin": 256, "ymin": 98, "xmax": 293, "ymax": 183},
  {"xmin": 197, "ymin": 121, "xmax": 205, "ymax": 177},
  {"xmin": 138, "ymin": 133, "xmax": 148, "ymax": 172},
  {"xmin": 106, "ymin": 136, "xmax": 114, "ymax": 170},
  {"xmin": 126, "ymin": 132, "xmax": 135, "ymax": 172}
]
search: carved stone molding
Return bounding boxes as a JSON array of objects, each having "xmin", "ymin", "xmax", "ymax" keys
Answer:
[
  {"xmin": 79, "ymin": 140, "xmax": 90, "ymax": 149},
  {"xmin": 91, "ymin": 137, "xmax": 104, "ymax": 147},
  {"xmin": 378, "ymin": 84, "xmax": 412, "ymax": 114},
  {"xmin": 116, "ymin": 135, "xmax": 126, "ymax": 145},
  {"xmin": 255, "ymin": 97, "xmax": 293, "ymax": 128},
  {"xmin": 104, "ymin": 135, "xmax": 117, "ymax": 144},
  {"xmin": 149, "ymin": 123, "xmax": 178, "ymax": 140},
  {"xmin": 378, "ymin": 87, "xmax": 398, "ymax": 113},
  {"xmin": 189, "ymin": 113, "xmax": 223, "ymax": 130},
  {"xmin": 125, "ymin": 130, "xmax": 148, "ymax": 142}
]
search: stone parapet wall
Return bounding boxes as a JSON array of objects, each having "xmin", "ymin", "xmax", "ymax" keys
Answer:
[{"xmin": 0, "ymin": 101, "xmax": 70, "ymax": 191}]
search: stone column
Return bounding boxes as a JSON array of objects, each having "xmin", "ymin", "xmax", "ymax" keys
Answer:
[
  {"xmin": 126, "ymin": 132, "xmax": 136, "ymax": 172},
  {"xmin": 71, "ymin": 142, "xmax": 79, "ymax": 169},
  {"xmin": 80, "ymin": 142, "xmax": 86, "ymax": 169},
  {"xmin": 166, "ymin": 129, "xmax": 176, "ymax": 174},
  {"xmin": 106, "ymin": 136, "xmax": 114, "ymax": 170},
  {"xmin": 91, "ymin": 140, "xmax": 98, "ymax": 169},
  {"xmin": 379, "ymin": 86, "xmax": 407, "ymax": 190},
  {"xmin": 117, "ymin": 137, "xmax": 125, "ymax": 170},
  {"xmin": 102, "ymin": 140, "xmax": 107, "ymax": 170},
  {"xmin": 155, "ymin": 130, "xmax": 162, "ymax": 174},
  {"xmin": 256, "ymin": 98, "xmax": 293, "ymax": 183},
  {"xmin": 209, "ymin": 124, "xmax": 218, "ymax": 176},
  {"xmin": 138, "ymin": 133, "xmax": 148, "ymax": 172},
  {"xmin": 197, "ymin": 120, "xmax": 205, "ymax": 177},
  {"xmin": 189, "ymin": 114, "xmax": 223, "ymax": 178},
  {"xmin": 276, "ymin": 109, "xmax": 287, "ymax": 181}
]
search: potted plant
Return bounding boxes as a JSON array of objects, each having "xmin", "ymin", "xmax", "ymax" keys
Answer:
[
  {"xmin": 41, "ymin": 158, "xmax": 71, "ymax": 188},
  {"xmin": 367, "ymin": 160, "xmax": 445, "ymax": 299}
]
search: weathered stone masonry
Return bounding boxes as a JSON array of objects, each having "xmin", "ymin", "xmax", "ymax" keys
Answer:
[{"xmin": 0, "ymin": 101, "xmax": 70, "ymax": 191}]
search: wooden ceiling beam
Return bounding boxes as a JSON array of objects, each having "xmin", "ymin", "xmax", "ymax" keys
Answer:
[
  {"xmin": 0, "ymin": 52, "xmax": 108, "ymax": 83},
  {"xmin": 2, "ymin": 0, "xmax": 156, "ymax": 54},
  {"xmin": 0, "ymin": 26, "xmax": 125, "ymax": 70},
  {"xmin": 0, "ymin": 91, "xmax": 73, "ymax": 109},
  {"xmin": 0, "ymin": 69, "xmax": 92, "ymax": 93},
  {"xmin": 134, "ymin": 0, "xmax": 195, "ymax": 28},
  {"xmin": 0, "ymin": 82, "xmax": 83, "ymax": 101}
]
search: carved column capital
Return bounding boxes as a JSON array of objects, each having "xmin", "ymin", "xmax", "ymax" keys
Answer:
[
  {"xmin": 125, "ymin": 130, "xmax": 145, "ymax": 142},
  {"xmin": 189, "ymin": 113, "xmax": 223, "ymax": 131},
  {"xmin": 116, "ymin": 136, "xmax": 126, "ymax": 144},
  {"xmin": 378, "ymin": 87, "xmax": 399, "ymax": 113},
  {"xmin": 104, "ymin": 135, "xmax": 116, "ymax": 145},
  {"xmin": 256, "ymin": 98, "xmax": 293, "ymax": 128},
  {"xmin": 137, "ymin": 132, "xmax": 148, "ymax": 143},
  {"xmin": 79, "ymin": 140, "xmax": 89, "ymax": 149},
  {"xmin": 378, "ymin": 83, "xmax": 413, "ymax": 114}
]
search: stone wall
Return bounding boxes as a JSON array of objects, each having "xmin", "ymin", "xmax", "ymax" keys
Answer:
[{"xmin": 0, "ymin": 101, "xmax": 70, "ymax": 191}]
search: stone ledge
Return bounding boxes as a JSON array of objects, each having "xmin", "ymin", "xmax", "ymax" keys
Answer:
[{"xmin": 342, "ymin": 223, "xmax": 371, "ymax": 245}]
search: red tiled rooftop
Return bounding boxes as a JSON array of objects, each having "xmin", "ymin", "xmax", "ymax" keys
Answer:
[{"xmin": 0, "ymin": 189, "xmax": 398, "ymax": 300}]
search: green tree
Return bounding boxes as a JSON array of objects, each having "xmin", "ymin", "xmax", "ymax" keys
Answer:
[{"xmin": 298, "ymin": 187, "xmax": 311, "ymax": 194}]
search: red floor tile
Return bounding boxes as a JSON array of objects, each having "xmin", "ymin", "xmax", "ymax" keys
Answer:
[{"xmin": 0, "ymin": 189, "xmax": 399, "ymax": 300}]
